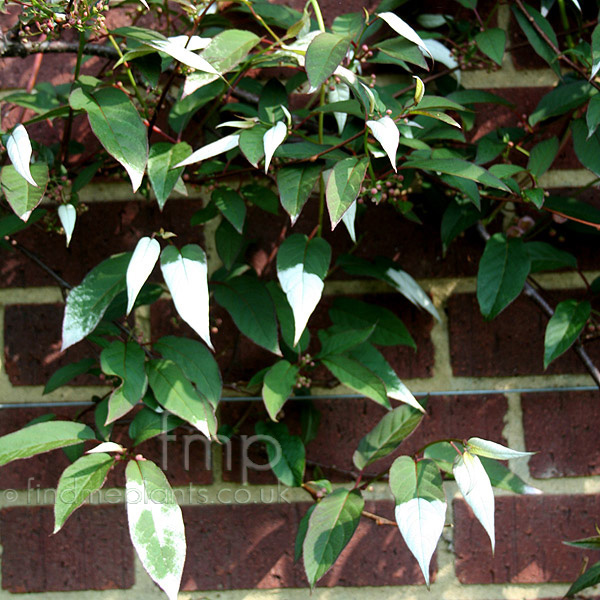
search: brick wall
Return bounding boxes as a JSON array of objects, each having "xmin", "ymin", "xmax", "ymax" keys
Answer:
[{"xmin": 1, "ymin": 2, "xmax": 600, "ymax": 599}]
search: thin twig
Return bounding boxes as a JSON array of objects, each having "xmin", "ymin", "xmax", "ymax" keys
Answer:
[
  {"xmin": 477, "ymin": 224, "xmax": 600, "ymax": 388},
  {"xmin": 361, "ymin": 510, "xmax": 396, "ymax": 527}
]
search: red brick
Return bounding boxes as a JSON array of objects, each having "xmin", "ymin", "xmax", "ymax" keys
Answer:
[
  {"xmin": 0, "ymin": 406, "xmax": 213, "ymax": 488},
  {"xmin": 1, "ymin": 198, "xmax": 204, "ymax": 288},
  {"xmin": 221, "ymin": 394, "xmax": 506, "ymax": 483},
  {"xmin": 4, "ymin": 304, "xmax": 101, "ymax": 386},
  {"xmin": 447, "ymin": 293, "xmax": 600, "ymax": 377},
  {"xmin": 0, "ymin": 505, "xmax": 134, "ymax": 592},
  {"xmin": 523, "ymin": 391, "xmax": 600, "ymax": 478},
  {"xmin": 181, "ymin": 500, "xmax": 425, "ymax": 590},
  {"xmin": 454, "ymin": 495, "xmax": 600, "ymax": 584}
]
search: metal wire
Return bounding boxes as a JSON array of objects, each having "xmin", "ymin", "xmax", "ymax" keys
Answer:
[{"xmin": 0, "ymin": 385, "xmax": 596, "ymax": 410}]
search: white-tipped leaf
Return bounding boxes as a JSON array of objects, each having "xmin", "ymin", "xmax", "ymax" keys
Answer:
[
  {"xmin": 126, "ymin": 237, "xmax": 161, "ymax": 315},
  {"xmin": 395, "ymin": 499, "xmax": 446, "ymax": 585},
  {"xmin": 385, "ymin": 267, "xmax": 441, "ymax": 321},
  {"xmin": 453, "ymin": 451, "xmax": 495, "ymax": 551},
  {"xmin": 366, "ymin": 116, "xmax": 399, "ymax": 172},
  {"xmin": 86, "ymin": 441, "xmax": 125, "ymax": 454},
  {"xmin": 6, "ymin": 124, "xmax": 37, "ymax": 187},
  {"xmin": 263, "ymin": 121, "xmax": 287, "ymax": 173},
  {"xmin": 341, "ymin": 198, "xmax": 357, "ymax": 242},
  {"xmin": 424, "ymin": 39, "xmax": 459, "ymax": 81},
  {"xmin": 57, "ymin": 204, "xmax": 76, "ymax": 247},
  {"xmin": 378, "ymin": 12, "xmax": 433, "ymax": 60},
  {"xmin": 146, "ymin": 37, "xmax": 218, "ymax": 74},
  {"xmin": 174, "ymin": 134, "xmax": 239, "ymax": 168},
  {"xmin": 467, "ymin": 437, "xmax": 536, "ymax": 460},
  {"xmin": 277, "ymin": 234, "xmax": 331, "ymax": 347},
  {"xmin": 160, "ymin": 244, "xmax": 212, "ymax": 350},
  {"xmin": 126, "ymin": 460, "xmax": 186, "ymax": 600},
  {"xmin": 328, "ymin": 82, "xmax": 350, "ymax": 134},
  {"xmin": 389, "ymin": 456, "xmax": 446, "ymax": 587}
]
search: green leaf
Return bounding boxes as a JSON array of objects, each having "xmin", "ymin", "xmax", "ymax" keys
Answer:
[
  {"xmin": 305, "ymin": 32, "xmax": 350, "ymax": 89},
  {"xmin": 389, "ymin": 456, "xmax": 446, "ymax": 587},
  {"xmin": 126, "ymin": 459, "xmax": 186, "ymax": 600},
  {"xmin": 239, "ymin": 126, "xmax": 267, "ymax": 168},
  {"xmin": 277, "ymin": 234, "xmax": 331, "ymax": 346},
  {"xmin": 441, "ymin": 199, "xmax": 481, "ymax": 251},
  {"xmin": 161, "ymin": 244, "xmax": 212, "ymax": 350},
  {"xmin": 129, "ymin": 407, "xmax": 184, "ymax": 446},
  {"xmin": 349, "ymin": 343, "xmax": 423, "ymax": 412},
  {"xmin": 62, "ymin": 252, "xmax": 131, "ymax": 350},
  {"xmin": 527, "ymin": 137, "xmax": 559, "ymax": 177},
  {"xmin": 529, "ymin": 82, "xmax": 594, "ymax": 127},
  {"xmin": 511, "ymin": 3, "xmax": 560, "ymax": 74},
  {"xmin": 240, "ymin": 184, "xmax": 279, "ymax": 215},
  {"xmin": 255, "ymin": 421, "xmax": 305, "ymax": 487},
  {"xmin": 70, "ymin": 87, "xmax": 148, "ymax": 192},
  {"xmin": 329, "ymin": 297, "xmax": 415, "ymax": 347},
  {"xmin": 475, "ymin": 28, "xmax": 505, "ymax": 65},
  {"xmin": 587, "ymin": 94, "xmax": 600, "ymax": 138},
  {"xmin": 402, "ymin": 157, "xmax": 510, "ymax": 191},
  {"xmin": 215, "ymin": 219, "xmax": 244, "ymax": 270},
  {"xmin": 477, "ymin": 234, "xmax": 531, "ymax": 320},
  {"xmin": 213, "ymin": 273, "xmax": 281, "ymax": 355},
  {"xmin": 566, "ymin": 561, "xmax": 600, "ymax": 597},
  {"xmin": 169, "ymin": 80, "xmax": 225, "ymax": 133},
  {"xmin": 147, "ymin": 359, "xmax": 217, "ymax": 439},
  {"xmin": 0, "ymin": 163, "xmax": 49, "ymax": 221},
  {"xmin": 318, "ymin": 326, "xmax": 375, "ymax": 358},
  {"xmin": 525, "ymin": 241, "xmax": 577, "ymax": 273},
  {"xmin": 374, "ymin": 38, "xmax": 428, "ymax": 69},
  {"xmin": 300, "ymin": 401, "xmax": 321, "ymax": 444},
  {"xmin": 592, "ymin": 23, "xmax": 600, "ymax": 80},
  {"xmin": 43, "ymin": 358, "xmax": 96, "ymax": 395},
  {"xmin": 276, "ymin": 164, "xmax": 322, "ymax": 224},
  {"xmin": 564, "ymin": 536, "xmax": 600, "ymax": 550},
  {"xmin": 544, "ymin": 299, "xmax": 591, "ymax": 368},
  {"xmin": 54, "ymin": 453, "xmax": 115, "ymax": 532},
  {"xmin": 183, "ymin": 30, "xmax": 260, "ymax": 96},
  {"xmin": 212, "ymin": 186, "xmax": 246, "ymax": 234},
  {"xmin": 466, "ymin": 437, "xmax": 535, "ymax": 460},
  {"xmin": 94, "ymin": 398, "xmax": 112, "ymax": 442},
  {"xmin": 148, "ymin": 143, "xmax": 191, "ymax": 210},
  {"xmin": 295, "ymin": 505, "xmax": 316, "ymax": 562},
  {"xmin": 258, "ymin": 78, "xmax": 288, "ymax": 124},
  {"xmin": 322, "ymin": 355, "xmax": 388, "ymax": 407},
  {"xmin": 303, "ymin": 488, "xmax": 364, "ymax": 587},
  {"xmin": 572, "ymin": 118, "xmax": 600, "ymax": 177},
  {"xmin": 0, "ymin": 421, "xmax": 96, "ymax": 467},
  {"xmin": 326, "ymin": 157, "xmax": 369, "ymax": 229},
  {"xmin": 262, "ymin": 360, "xmax": 299, "ymax": 421},
  {"xmin": 353, "ymin": 404, "xmax": 424, "ymax": 470},
  {"xmin": 544, "ymin": 195, "xmax": 600, "ymax": 227},
  {"xmin": 100, "ymin": 341, "xmax": 148, "ymax": 423}
]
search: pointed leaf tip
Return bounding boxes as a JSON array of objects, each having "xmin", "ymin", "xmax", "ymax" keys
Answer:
[
  {"xmin": 160, "ymin": 245, "xmax": 213, "ymax": 350},
  {"xmin": 366, "ymin": 116, "xmax": 399, "ymax": 172},
  {"xmin": 6, "ymin": 124, "xmax": 37, "ymax": 187},
  {"xmin": 263, "ymin": 121, "xmax": 287, "ymax": 173},
  {"xmin": 126, "ymin": 237, "xmax": 161, "ymax": 315},
  {"xmin": 453, "ymin": 451, "xmax": 495, "ymax": 552}
]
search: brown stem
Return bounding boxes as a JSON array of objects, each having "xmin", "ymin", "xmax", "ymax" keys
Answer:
[
  {"xmin": 515, "ymin": 0, "xmax": 600, "ymax": 92},
  {"xmin": 361, "ymin": 510, "xmax": 396, "ymax": 527}
]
